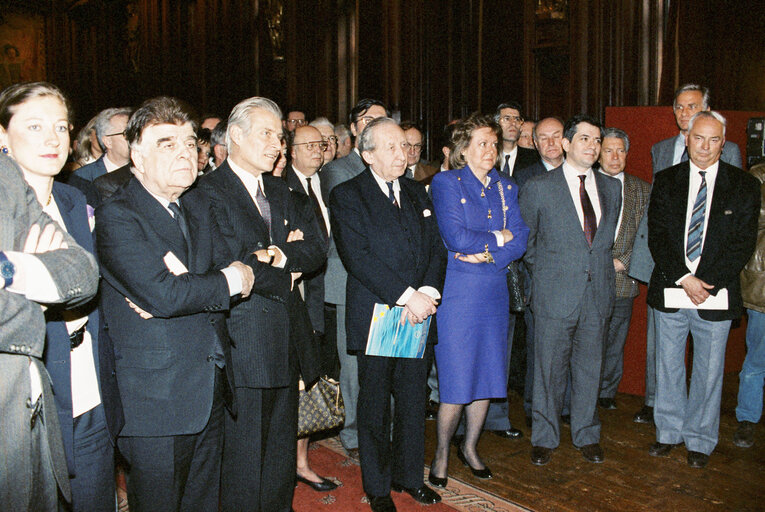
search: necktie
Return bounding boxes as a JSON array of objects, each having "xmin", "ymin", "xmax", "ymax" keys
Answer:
[
  {"xmin": 386, "ymin": 181, "xmax": 399, "ymax": 207},
  {"xmin": 579, "ymin": 175, "xmax": 597, "ymax": 246},
  {"xmin": 255, "ymin": 182, "xmax": 272, "ymax": 239},
  {"xmin": 686, "ymin": 171, "xmax": 707, "ymax": 262},
  {"xmin": 306, "ymin": 177, "xmax": 327, "ymax": 239},
  {"xmin": 167, "ymin": 202, "xmax": 190, "ymax": 242},
  {"xmin": 503, "ymin": 155, "xmax": 511, "ymax": 175}
]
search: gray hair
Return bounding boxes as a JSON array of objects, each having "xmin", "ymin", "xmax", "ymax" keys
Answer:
[
  {"xmin": 309, "ymin": 117, "xmax": 334, "ymax": 129},
  {"xmin": 226, "ymin": 96, "xmax": 282, "ymax": 149},
  {"xmin": 211, "ymin": 120, "xmax": 227, "ymax": 148},
  {"xmin": 674, "ymin": 84, "xmax": 710, "ymax": 110},
  {"xmin": 601, "ymin": 127, "xmax": 630, "ymax": 153},
  {"xmin": 357, "ymin": 117, "xmax": 399, "ymax": 153},
  {"xmin": 334, "ymin": 123, "xmax": 351, "ymax": 142},
  {"xmin": 94, "ymin": 107, "xmax": 132, "ymax": 152},
  {"xmin": 687, "ymin": 110, "xmax": 727, "ymax": 136}
]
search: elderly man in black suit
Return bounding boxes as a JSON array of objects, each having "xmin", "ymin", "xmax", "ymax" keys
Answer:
[
  {"xmin": 330, "ymin": 117, "xmax": 446, "ymax": 512},
  {"xmin": 195, "ymin": 96, "xmax": 325, "ymax": 512},
  {"xmin": 647, "ymin": 111, "xmax": 758, "ymax": 469},
  {"xmin": 96, "ymin": 97, "xmax": 255, "ymax": 511}
]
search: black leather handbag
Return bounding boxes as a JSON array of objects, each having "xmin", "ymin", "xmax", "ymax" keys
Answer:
[
  {"xmin": 506, "ymin": 260, "xmax": 526, "ymax": 313},
  {"xmin": 297, "ymin": 376, "xmax": 345, "ymax": 437}
]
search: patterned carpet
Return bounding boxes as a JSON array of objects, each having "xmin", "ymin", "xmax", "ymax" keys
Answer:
[{"xmin": 292, "ymin": 437, "xmax": 530, "ymax": 512}]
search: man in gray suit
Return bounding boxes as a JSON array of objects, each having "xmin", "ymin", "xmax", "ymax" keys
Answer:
[
  {"xmin": 628, "ymin": 84, "xmax": 742, "ymax": 424},
  {"xmin": 0, "ymin": 155, "xmax": 100, "ymax": 511},
  {"xmin": 320, "ymin": 98, "xmax": 389, "ymax": 455},
  {"xmin": 520, "ymin": 115, "xmax": 621, "ymax": 466}
]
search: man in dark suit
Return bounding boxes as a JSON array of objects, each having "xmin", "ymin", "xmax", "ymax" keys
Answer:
[
  {"xmin": 495, "ymin": 101, "xmax": 540, "ymax": 178},
  {"xmin": 92, "ymin": 163, "xmax": 132, "ymax": 203},
  {"xmin": 646, "ymin": 111, "xmax": 758, "ymax": 469},
  {"xmin": 331, "ymin": 117, "xmax": 445, "ymax": 512},
  {"xmin": 321, "ymin": 98, "xmax": 390, "ymax": 456},
  {"xmin": 400, "ymin": 121, "xmax": 438, "ymax": 184},
  {"xmin": 96, "ymin": 97, "xmax": 255, "ymax": 512},
  {"xmin": 195, "ymin": 97, "xmax": 325, "ymax": 512},
  {"xmin": 0, "ymin": 154, "xmax": 99, "ymax": 511},
  {"xmin": 595, "ymin": 128, "xmax": 651, "ymax": 410},
  {"xmin": 520, "ymin": 115, "xmax": 622, "ymax": 466},
  {"xmin": 71, "ymin": 108, "xmax": 132, "ymax": 182},
  {"xmin": 629, "ymin": 84, "xmax": 743, "ymax": 425}
]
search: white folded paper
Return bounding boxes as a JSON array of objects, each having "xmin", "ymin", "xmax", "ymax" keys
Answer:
[{"xmin": 664, "ymin": 287, "xmax": 728, "ymax": 310}]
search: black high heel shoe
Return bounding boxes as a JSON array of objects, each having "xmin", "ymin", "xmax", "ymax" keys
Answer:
[
  {"xmin": 427, "ymin": 459, "xmax": 448, "ymax": 488},
  {"xmin": 456, "ymin": 445, "xmax": 493, "ymax": 479}
]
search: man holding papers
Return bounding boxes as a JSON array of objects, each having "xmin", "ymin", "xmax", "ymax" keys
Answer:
[
  {"xmin": 647, "ymin": 111, "xmax": 759, "ymax": 469},
  {"xmin": 96, "ymin": 97, "xmax": 254, "ymax": 510},
  {"xmin": 330, "ymin": 117, "xmax": 445, "ymax": 512}
]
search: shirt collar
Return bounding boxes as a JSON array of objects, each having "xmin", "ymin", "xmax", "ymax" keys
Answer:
[
  {"xmin": 562, "ymin": 161, "xmax": 593, "ymax": 181},
  {"xmin": 369, "ymin": 167, "xmax": 401, "ymax": 195},
  {"xmin": 689, "ymin": 159, "xmax": 720, "ymax": 180},
  {"xmin": 227, "ymin": 157, "xmax": 265, "ymax": 194},
  {"xmin": 598, "ymin": 169, "xmax": 624, "ymax": 183}
]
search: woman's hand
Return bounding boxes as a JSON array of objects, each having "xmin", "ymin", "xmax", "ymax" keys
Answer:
[
  {"xmin": 501, "ymin": 229, "xmax": 514, "ymax": 244},
  {"xmin": 454, "ymin": 252, "xmax": 486, "ymax": 264}
]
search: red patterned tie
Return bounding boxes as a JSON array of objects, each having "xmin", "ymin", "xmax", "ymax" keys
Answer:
[{"xmin": 579, "ymin": 175, "xmax": 597, "ymax": 246}]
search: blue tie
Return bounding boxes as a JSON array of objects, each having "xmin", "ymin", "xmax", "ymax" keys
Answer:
[
  {"xmin": 686, "ymin": 171, "xmax": 707, "ymax": 262},
  {"xmin": 386, "ymin": 181, "xmax": 398, "ymax": 207}
]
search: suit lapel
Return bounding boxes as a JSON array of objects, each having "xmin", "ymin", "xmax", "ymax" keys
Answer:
[
  {"xmin": 699, "ymin": 162, "xmax": 732, "ymax": 265},
  {"xmin": 552, "ymin": 169, "xmax": 590, "ymax": 247},
  {"xmin": 264, "ymin": 175, "xmax": 286, "ymax": 243},
  {"xmin": 52, "ymin": 183, "xmax": 92, "ymax": 253},
  {"xmin": 128, "ymin": 179, "xmax": 188, "ymax": 265},
  {"xmin": 219, "ymin": 164, "xmax": 271, "ymax": 243}
]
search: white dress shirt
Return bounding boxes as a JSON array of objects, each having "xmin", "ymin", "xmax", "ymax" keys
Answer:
[
  {"xmin": 672, "ymin": 133, "xmax": 686, "ymax": 166},
  {"xmin": 562, "ymin": 162, "xmax": 602, "ymax": 229},
  {"xmin": 500, "ymin": 146, "xmax": 518, "ymax": 175},
  {"xmin": 104, "ymin": 154, "xmax": 123, "ymax": 173},
  {"xmin": 292, "ymin": 165, "xmax": 330, "ymax": 235}
]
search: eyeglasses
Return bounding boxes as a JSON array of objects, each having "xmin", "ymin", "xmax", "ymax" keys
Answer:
[
  {"xmin": 357, "ymin": 116, "xmax": 377, "ymax": 126},
  {"xmin": 105, "ymin": 131, "xmax": 125, "ymax": 137},
  {"xmin": 499, "ymin": 115, "xmax": 524, "ymax": 125},
  {"xmin": 405, "ymin": 143, "xmax": 423, "ymax": 152},
  {"xmin": 325, "ymin": 136, "xmax": 338, "ymax": 145},
  {"xmin": 293, "ymin": 141, "xmax": 329, "ymax": 151},
  {"xmin": 285, "ymin": 119, "xmax": 307, "ymax": 127}
]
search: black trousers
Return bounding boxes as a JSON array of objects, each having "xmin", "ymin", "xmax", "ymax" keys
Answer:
[
  {"xmin": 357, "ymin": 353, "xmax": 428, "ymax": 497},
  {"xmin": 118, "ymin": 369, "xmax": 224, "ymax": 512},
  {"xmin": 220, "ymin": 382, "xmax": 299, "ymax": 512}
]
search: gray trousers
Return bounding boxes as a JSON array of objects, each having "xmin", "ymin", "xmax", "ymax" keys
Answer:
[
  {"xmin": 336, "ymin": 303, "xmax": 360, "ymax": 451},
  {"xmin": 654, "ymin": 309, "xmax": 731, "ymax": 455},
  {"xmin": 644, "ymin": 304, "xmax": 657, "ymax": 406},
  {"xmin": 599, "ymin": 297, "xmax": 635, "ymax": 399},
  {"xmin": 531, "ymin": 284, "xmax": 606, "ymax": 449}
]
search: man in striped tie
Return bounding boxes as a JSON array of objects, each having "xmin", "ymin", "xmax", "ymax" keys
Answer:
[{"xmin": 646, "ymin": 111, "xmax": 759, "ymax": 469}]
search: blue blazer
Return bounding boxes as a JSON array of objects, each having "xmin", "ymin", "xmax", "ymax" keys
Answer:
[
  {"xmin": 44, "ymin": 181, "xmax": 123, "ymax": 476},
  {"xmin": 72, "ymin": 156, "xmax": 108, "ymax": 182}
]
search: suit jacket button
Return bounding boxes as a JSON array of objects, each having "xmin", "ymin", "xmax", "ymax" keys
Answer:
[
  {"xmin": 209, "ymin": 319, "xmax": 216, "ymax": 324},
  {"xmin": 207, "ymin": 355, "xmax": 214, "ymax": 362},
  {"xmin": 262, "ymin": 308, "xmax": 269, "ymax": 313}
]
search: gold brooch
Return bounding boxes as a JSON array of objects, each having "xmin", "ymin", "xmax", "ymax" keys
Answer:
[{"xmin": 461, "ymin": 198, "xmax": 466, "ymax": 204}]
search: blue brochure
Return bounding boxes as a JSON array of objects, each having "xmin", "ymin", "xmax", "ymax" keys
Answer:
[{"xmin": 365, "ymin": 303, "xmax": 430, "ymax": 358}]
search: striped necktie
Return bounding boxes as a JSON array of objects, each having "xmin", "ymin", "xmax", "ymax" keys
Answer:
[
  {"xmin": 686, "ymin": 171, "xmax": 707, "ymax": 261},
  {"xmin": 386, "ymin": 181, "xmax": 399, "ymax": 207},
  {"xmin": 579, "ymin": 175, "xmax": 597, "ymax": 246}
]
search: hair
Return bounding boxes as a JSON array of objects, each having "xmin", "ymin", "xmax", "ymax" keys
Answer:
[
  {"xmin": 398, "ymin": 121, "xmax": 421, "ymax": 133},
  {"xmin": 0, "ymin": 81, "xmax": 72, "ymax": 130},
  {"xmin": 448, "ymin": 113, "xmax": 501, "ymax": 170},
  {"xmin": 93, "ymin": 107, "xmax": 133, "ymax": 152},
  {"xmin": 349, "ymin": 98, "xmax": 390, "ymax": 126},
  {"xmin": 282, "ymin": 107, "xmax": 306, "ymax": 120},
  {"xmin": 124, "ymin": 96, "xmax": 196, "ymax": 149},
  {"xmin": 563, "ymin": 114, "xmax": 603, "ymax": 142},
  {"xmin": 687, "ymin": 110, "xmax": 727, "ymax": 136},
  {"xmin": 494, "ymin": 101, "xmax": 524, "ymax": 122},
  {"xmin": 601, "ymin": 127, "xmax": 630, "ymax": 153},
  {"xmin": 674, "ymin": 84, "xmax": 710, "ymax": 110},
  {"xmin": 532, "ymin": 116, "xmax": 564, "ymax": 141},
  {"xmin": 309, "ymin": 116, "xmax": 333, "ymax": 129},
  {"xmin": 200, "ymin": 113, "xmax": 222, "ymax": 124},
  {"xmin": 226, "ymin": 96, "xmax": 282, "ymax": 149},
  {"xmin": 210, "ymin": 120, "xmax": 227, "ymax": 148},
  {"xmin": 357, "ymin": 117, "xmax": 399, "ymax": 153},
  {"xmin": 334, "ymin": 123, "xmax": 352, "ymax": 142},
  {"xmin": 196, "ymin": 127, "xmax": 212, "ymax": 145}
]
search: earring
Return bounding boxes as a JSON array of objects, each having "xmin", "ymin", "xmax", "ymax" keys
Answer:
[{"xmin": 1, "ymin": 146, "xmax": 8, "ymax": 154}]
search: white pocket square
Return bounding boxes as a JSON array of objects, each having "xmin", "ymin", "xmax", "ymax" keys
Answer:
[{"xmin": 423, "ymin": 209, "xmax": 432, "ymax": 217}]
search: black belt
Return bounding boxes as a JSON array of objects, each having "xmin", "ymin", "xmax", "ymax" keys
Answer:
[{"xmin": 69, "ymin": 325, "xmax": 87, "ymax": 350}]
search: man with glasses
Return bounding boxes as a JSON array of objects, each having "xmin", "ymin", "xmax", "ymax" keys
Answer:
[
  {"xmin": 495, "ymin": 101, "xmax": 539, "ymax": 177},
  {"xmin": 400, "ymin": 121, "xmax": 437, "ymax": 185},
  {"xmin": 320, "ymin": 98, "xmax": 390, "ymax": 458},
  {"xmin": 73, "ymin": 107, "xmax": 133, "ymax": 182},
  {"xmin": 309, "ymin": 117, "xmax": 338, "ymax": 163},
  {"xmin": 283, "ymin": 108, "xmax": 307, "ymax": 132}
]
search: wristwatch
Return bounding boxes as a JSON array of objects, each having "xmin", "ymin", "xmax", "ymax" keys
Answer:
[{"xmin": 0, "ymin": 252, "xmax": 15, "ymax": 289}]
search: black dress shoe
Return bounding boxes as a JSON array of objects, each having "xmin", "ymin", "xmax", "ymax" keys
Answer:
[
  {"xmin": 368, "ymin": 494, "xmax": 396, "ymax": 512},
  {"xmin": 687, "ymin": 450, "xmax": 709, "ymax": 469},
  {"xmin": 648, "ymin": 442, "xmax": 677, "ymax": 457},
  {"xmin": 530, "ymin": 446, "xmax": 552, "ymax": 466},
  {"xmin": 456, "ymin": 445, "xmax": 492, "ymax": 479},
  {"xmin": 578, "ymin": 443, "xmax": 604, "ymax": 463},
  {"xmin": 296, "ymin": 474, "xmax": 338, "ymax": 492},
  {"xmin": 391, "ymin": 484, "xmax": 441, "ymax": 504},
  {"xmin": 427, "ymin": 471, "xmax": 447, "ymax": 489},
  {"xmin": 633, "ymin": 405, "xmax": 654, "ymax": 424},
  {"xmin": 561, "ymin": 414, "xmax": 571, "ymax": 425},
  {"xmin": 598, "ymin": 397, "xmax": 617, "ymax": 410},
  {"xmin": 733, "ymin": 421, "xmax": 755, "ymax": 448},
  {"xmin": 491, "ymin": 427, "xmax": 524, "ymax": 439}
]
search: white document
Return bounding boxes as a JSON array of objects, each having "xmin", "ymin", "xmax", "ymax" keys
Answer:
[
  {"xmin": 71, "ymin": 331, "xmax": 102, "ymax": 417},
  {"xmin": 664, "ymin": 287, "xmax": 729, "ymax": 310},
  {"xmin": 163, "ymin": 251, "xmax": 188, "ymax": 275}
]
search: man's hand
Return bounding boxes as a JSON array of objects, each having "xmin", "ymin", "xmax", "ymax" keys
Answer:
[
  {"xmin": 455, "ymin": 252, "xmax": 486, "ymax": 264},
  {"xmin": 286, "ymin": 229, "xmax": 304, "ymax": 242},
  {"xmin": 680, "ymin": 275, "xmax": 714, "ymax": 305},
  {"xmin": 500, "ymin": 229, "xmax": 514, "ymax": 244},
  {"xmin": 401, "ymin": 290, "xmax": 438, "ymax": 325},
  {"xmin": 24, "ymin": 223, "xmax": 68, "ymax": 253},
  {"xmin": 125, "ymin": 297, "xmax": 153, "ymax": 319},
  {"xmin": 613, "ymin": 258, "xmax": 626, "ymax": 272},
  {"xmin": 229, "ymin": 261, "xmax": 254, "ymax": 297},
  {"xmin": 253, "ymin": 249, "xmax": 271, "ymax": 264},
  {"xmin": 290, "ymin": 272, "xmax": 302, "ymax": 290}
]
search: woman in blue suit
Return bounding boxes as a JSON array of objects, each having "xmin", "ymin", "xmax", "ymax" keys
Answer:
[
  {"xmin": 0, "ymin": 82, "xmax": 123, "ymax": 511},
  {"xmin": 428, "ymin": 114, "xmax": 528, "ymax": 486}
]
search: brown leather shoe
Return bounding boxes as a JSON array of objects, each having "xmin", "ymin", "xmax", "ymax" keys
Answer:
[
  {"xmin": 578, "ymin": 443, "xmax": 604, "ymax": 463},
  {"xmin": 530, "ymin": 446, "xmax": 553, "ymax": 466}
]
